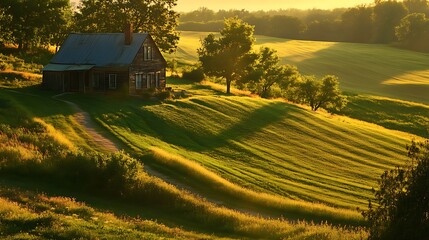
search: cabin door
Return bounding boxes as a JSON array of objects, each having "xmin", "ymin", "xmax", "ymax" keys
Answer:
[{"xmin": 69, "ymin": 71, "xmax": 79, "ymax": 91}]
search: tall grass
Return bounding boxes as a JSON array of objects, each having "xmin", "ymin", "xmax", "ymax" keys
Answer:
[
  {"xmin": 150, "ymin": 147, "xmax": 363, "ymax": 225},
  {"xmin": 0, "ymin": 188, "xmax": 217, "ymax": 240}
]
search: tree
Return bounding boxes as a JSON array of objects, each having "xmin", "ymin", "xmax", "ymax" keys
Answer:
[
  {"xmin": 240, "ymin": 47, "xmax": 299, "ymax": 98},
  {"xmin": 403, "ymin": 0, "xmax": 429, "ymax": 15},
  {"xmin": 373, "ymin": 0, "xmax": 408, "ymax": 43},
  {"xmin": 363, "ymin": 139, "xmax": 429, "ymax": 240},
  {"xmin": 395, "ymin": 13, "xmax": 429, "ymax": 51},
  {"xmin": 0, "ymin": 6, "xmax": 12, "ymax": 45},
  {"xmin": 0, "ymin": 0, "xmax": 71, "ymax": 50},
  {"xmin": 295, "ymin": 75, "xmax": 347, "ymax": 112},
  {"xmin": 198, "ymin": 17, "xmax": 256, "ymax": 94},
  {"xmin": 268, "ymin": 15, "xmax": 303, "ymax": 39},
  {"xmin": 75, "ymin": 0, "xmax": 179, "ymax": 53},
  {"xmin": 341, "ymin": 6, "xmax": 374, "ymax": 43}
]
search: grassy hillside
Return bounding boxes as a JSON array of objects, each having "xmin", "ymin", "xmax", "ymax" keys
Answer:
[
  {"xmin": 62, "ymin": 80, "xmax": 413, "ymax": 217},
  {"xmin": 342, "ymin": 94, "xmax": 429, "ymax": 138},
  {"xmin": 0, "ymin": 186, "xmax": 215, "ymax": 240},
  {"xmin": 167, "ymin": 31, "xmax": 429, "ymax": 104},
  {"xmin": 1, "ymin": 43, "xmax": 423, "ymax": 238},
  {"xmin": 0, "ymin": 85, "xmax": 369, "ymax": 239}
]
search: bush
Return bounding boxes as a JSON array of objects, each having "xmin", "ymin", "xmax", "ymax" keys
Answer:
[
  {"xmin": 363, "ymin": 140, "xmax": 429, "ymax": 240},
  {"xmin": 0, "ymin": 60, "xmax": 13, "ymax": 71},
  {"xmin": 182, "ymin": 67, "xmax": 204, "ymax": 82},
  {"xmin": 155, "ymin": 90, "xmax": 173, "ymax": 100}
]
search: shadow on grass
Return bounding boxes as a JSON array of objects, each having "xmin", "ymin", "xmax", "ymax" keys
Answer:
[
  {"xmin": 129, "ymin": 100, "xmax": 296, "ymax": 152},
  {"xmin": 294, "ymin": 42, "xmax": 429, "ymax": 103}
]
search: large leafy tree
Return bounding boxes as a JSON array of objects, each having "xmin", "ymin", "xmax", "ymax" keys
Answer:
[
  {"xmin": 395, "ymin": 13, "xmax": 429, "ymax": 51},
  {"xmin": 295, "ymin": 75, "xmax": 347, "ymax": 112},
  {"xmin": 341, "ymin": 6, "xmax": 374, "ymax": 43},
  {"xmin": 403, "ymin": 0, "xmax": 429, "ymax": 15},
  {"xmin": 373, "ymin": 0, "xmax": 408, "ymax": 43},
  {"xmin": 198, "ymin": 17, "xmax": 256, "ymax": 94},
  {"xmin": 75, "ymin": 0, "xmax": 179, "ymax": 53},
  {"xmin": 0, "ymin": 7, "xmax": 12, "ymax": 45},
  {"xmin": 363, "ymin": 139, "xmax": 429, "ymax": 240},
  {"xmin": 0, "ymin": 0, "xmax": 71, "ymax": 50},
  {"xmin": 241, "ymin": 47, "xmax": 299, "ymax": 98}
]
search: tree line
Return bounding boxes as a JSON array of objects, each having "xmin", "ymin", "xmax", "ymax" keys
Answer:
[
  {"xmin": 179, "ymin": 0, "xmax": 429, "ymax": 52},
  {"xmin": 0, "ymin": 0, "xmax": 179, "ymax": 53},
  {"xmin": 196, "ymin": 17, "xmax": 347, "ymax": 113}
]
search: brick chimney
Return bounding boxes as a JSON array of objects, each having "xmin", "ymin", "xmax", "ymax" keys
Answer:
[{"xmin": 124, "ymin": 23, "xmax": 133, "ymax": 45}]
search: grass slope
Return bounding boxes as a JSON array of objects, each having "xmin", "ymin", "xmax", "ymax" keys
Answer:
[
  {"xmin": 168, "ymin": 31, "xmax": 429, "ymax": 104},
  {"xmin": 0, "ymin": 85, "xmax": 367, "ymax": 239},
  {"xmin": 343, "ymin": 94, "xmax": 429, "ymax": 138},
  {"xmin": 0, "ymin": 186, "xmax": 214, "ymax": 240},
  {"xmin": 63, "ymin": 80, "xmax": 413, "ymax": 215}
]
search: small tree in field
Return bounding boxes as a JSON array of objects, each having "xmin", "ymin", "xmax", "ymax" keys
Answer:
[
  {"xmin": 295, "ymin": 75, "xmax": 347, "ymax": 112},
  {"xmin": 198, "ymin": 17, "xmax": 256, "ymax": 94},
  {"xmin": 363, "ymin": 139, "xmax": 429, "ymax": 240},
  {"xmin": 241, "ymin": 47, "xmax": 300, "ymax": 98}
]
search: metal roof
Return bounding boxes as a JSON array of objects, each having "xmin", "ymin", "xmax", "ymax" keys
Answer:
[
  {"xmin": 43, "ymin": 64, "xmax": 95, "ymax": 71},
  {"xmin": 50, "ymin": 33, "xmax": 148, "ymax": 67}
]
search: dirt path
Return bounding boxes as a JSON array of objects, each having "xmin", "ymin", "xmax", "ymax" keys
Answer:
[
  {"xmin": 52, "ymin": 93, "xmax": 119, "ymax": 152},
  {"xmin": 52, "ymin": 94, "xmax": 193, "ymax": 186},
  {"xmin": 51, "ymin": 93, "xmax": 227, "ymax": 205}
]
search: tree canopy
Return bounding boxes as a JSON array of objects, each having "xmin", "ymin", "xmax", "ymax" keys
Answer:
[
  {"xmin": 396, "ymin": 13, "xmax": 429, "ymax": 51},
  {"xmin": 198, "ymin": 17, "xmax": 256, "ymax": 94},
  {"xmin": 363, "ymin": 139, "xmax": 429, "ymax": 240},
  {"xmin": 294, "ymin": 75, "xmax": 347, "ymax": 112},
  {"xmin": 239, "ymin": 47, "xmax": 299, "ymax": 98},
  {"xmin": 179, "ymin": 0, "xmax": 429, "ymax": 52},
  {"xmin": 75, "ymin": 0, "xmax": 180, "ymax": 53},
  {"xmin": 0, "ymin": 0, "xmax": 72, "ymax": 50}
]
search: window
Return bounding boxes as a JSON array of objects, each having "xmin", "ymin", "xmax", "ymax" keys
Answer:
[
  {"xmin": 147, "ymin": 72, "xmax": 154, "ymax": 88},
  {"xmin": 135, "ymin": 73, "xmax": 142, "ymax": 89},
  {"xmin": 109, "ymin": 74, "xmax": 117, "ymax": 89},
  {"xmin": 142, "ymin": 74, "xmax": 147, "ymax": 88},
  {"xmin": 144, "ymin": 45, "xmax": 153, "ymax": 61}
]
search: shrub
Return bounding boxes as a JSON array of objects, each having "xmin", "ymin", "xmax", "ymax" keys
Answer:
[
  {"xmin": 182, "ymin": 67, "xmax": 204, "ymax": 82},
  {"xmin": 155, "ymin": 90, "xmax": 173, "ymax": 100},
  {"xmin": 363, "ymin": 140, "xmax": 429, "ymax": 240},
  {"xmin": 0, "ymin": 60, "xmax": 13, "ymax": 71}
]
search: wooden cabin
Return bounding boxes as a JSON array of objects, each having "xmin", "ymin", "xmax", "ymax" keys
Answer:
[{"xmin": 42, "ymin": 25, "xmax": 167, "ymax": 95}]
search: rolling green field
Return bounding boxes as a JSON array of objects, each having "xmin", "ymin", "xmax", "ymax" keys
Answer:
[
  {"xmin": 167, "ymin": 31, "xmax": 429, "ymax": 104},
  {"xmin": 62, "ymin": 80, "xmax": 414, "ymax": 216},
  {"xmin": 0, "ymin": 85, "xmax": 368, "ymax": 239},
  {"xmin": 1, "ymin": 35, "xmax": 428, "ymax": 238}
]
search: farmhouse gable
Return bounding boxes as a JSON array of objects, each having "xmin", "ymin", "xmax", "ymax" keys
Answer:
[{"xmin": 42, "ymin": 25, "xmax": 167, "ymax": 95}]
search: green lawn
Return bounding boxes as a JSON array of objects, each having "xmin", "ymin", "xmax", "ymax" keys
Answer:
[
  {"xmin": 0, "ymin": 85, "xmax": 368, "ymax": 239},
  {"xmin": 168, "ymin": 31, "xmax": 429, "ymax": 104},
  {"xmin": 343, "ymin": 94, "xmax": 429, "ymax": 138},
  {"xmin": 61, "ymin": 80, "xmax": 414, "ymax": 216}
]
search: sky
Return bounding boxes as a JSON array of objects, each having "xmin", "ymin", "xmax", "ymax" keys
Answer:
[{"xmin": 174, "ymin": 0, "xmax": 375, "ymax": 12}]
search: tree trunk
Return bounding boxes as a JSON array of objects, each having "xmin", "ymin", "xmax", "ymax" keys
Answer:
[
  {"xmin": 226, "ymin": 77, "xmax": 231, "ymax": 94},
  {"xmin": 18, "ymin": 39, "xmax": 23, "ymax": 50}
]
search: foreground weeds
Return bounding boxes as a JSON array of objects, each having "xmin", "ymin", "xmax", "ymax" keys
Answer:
[{"xmin": 0, "ymin": 188, "xmax": 216, "ymax": 240}]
